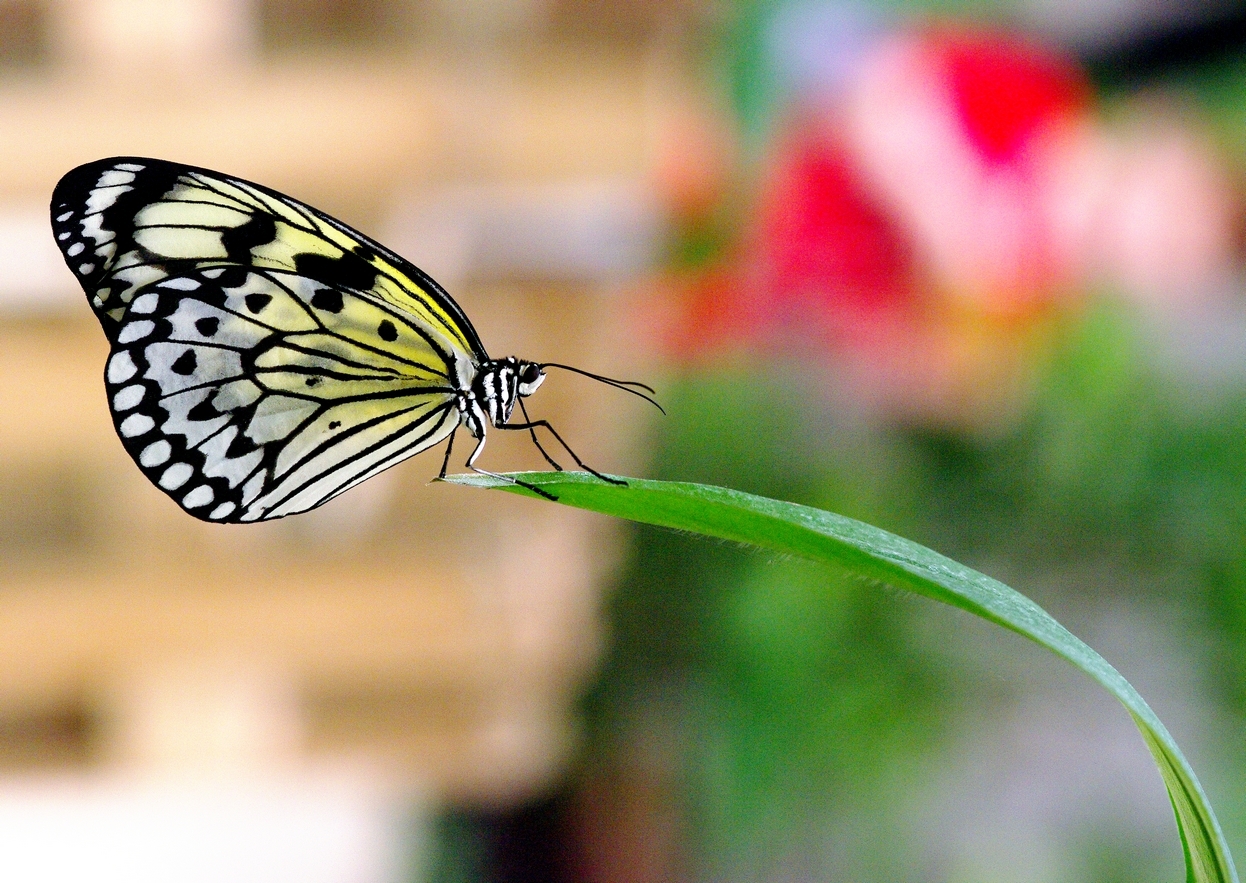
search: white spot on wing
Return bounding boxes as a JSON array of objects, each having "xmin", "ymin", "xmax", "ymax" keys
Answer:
[
  {"xmin": 119, "ymin": 413, "xmax": 154, "ymax": 437},
  {"xmin": 116, "ymin": 163, "xmax": 145, "ymax": 172},
  {"xmin": 97, "ymin": 169, "xmax": 136, "ymax": 187},
  {"xmin": 108, "ymin": 351, "xmax": 137, "ymax": 383},
  {"xmin": 117, "ymin": 320, "xmax": 155, "ymax": 344},
  {"xmin": 140, "ymin": 440, "xmax": 172, "ymax": 467},
  {"xmin": 112, "ymin": 384, "xmax": 145, "ymax": 411},
  {"xmin": 86, "ymin": 185, "xmax": 131, "ymax": 213},
  {"xmin": 183, "ymin": 485, "xmax": 214, "ymax": 508},
  {"xmin": 209, "ymin": 502, "xmax": 237, "ymax": 520},
  {"xmin": 66, "ymin": 242, "xmax": 84, "ymax": 257},
  {"xmin": 160, "ymin": 277, "xmax": 201, "ymax": 291},
  {"xmin": 159, "ymin": 462, "xmax": 193, "ymax": 490},
  {"xmin": 56, "ymin": 211, "xmax": 73, "ymax": 222},
  {"xmin": 130, "ymin": 292, "xmax": 159, "ymax": 314}
]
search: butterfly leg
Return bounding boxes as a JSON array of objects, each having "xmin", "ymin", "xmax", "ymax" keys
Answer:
[
  {"xmin": 466, "ymin": 426, "xmax": 558, "ymax": 501},
  {"xmin": 499, "ymin": 419, "xmax": 626, "ymax": 487},
  {"xmin": 439, "ymin": 426, "xmax": 458, "ymax": 479},
  {"xmin": 518, "ymin": 399, "xmax": 563, "ymax": 471}
]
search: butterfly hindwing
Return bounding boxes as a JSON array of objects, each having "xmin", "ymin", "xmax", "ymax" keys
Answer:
[
  {"xmin": 104, "ymin": 267, "xmax": 461, "ymax": 522},
  {"xmin": 52, "ymin": 157, "xmax": 479, "ymax": 522}
]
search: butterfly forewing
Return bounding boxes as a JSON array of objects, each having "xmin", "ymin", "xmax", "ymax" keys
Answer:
[
  {"xmin": 53, "ymin": 157, "xmax": 478, "ymax": 522},
  {"xmin": 53, "ymin": 158, "xmax": 485, "ymax": 362}
]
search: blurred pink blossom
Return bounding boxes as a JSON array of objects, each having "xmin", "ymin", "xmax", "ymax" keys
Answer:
[
  {"xmin": 656, "ymin": 23, "xmax": 1243, "ymax": 420},
  {"xmin": 1089, "ymin": 112, "xmax": 1239, "ymax": 305},
  {"xmin": 844, "ymin": 26, "xmax": 1091, "ymax": 310}
]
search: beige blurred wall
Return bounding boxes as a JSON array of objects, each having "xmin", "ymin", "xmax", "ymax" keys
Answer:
[{"xmin": 0, "ymin": 0, "xmax": 690, "ymax": 804}]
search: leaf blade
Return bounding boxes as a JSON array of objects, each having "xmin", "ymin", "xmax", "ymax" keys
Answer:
[{"xmin": 445, "ymin": 471, "xmax": 1238, "ymax": 883}]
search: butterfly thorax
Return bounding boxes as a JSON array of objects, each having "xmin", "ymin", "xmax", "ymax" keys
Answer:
[{"xmin": 461, "ymin": 356, "xmax": 546, "ymax": 438}]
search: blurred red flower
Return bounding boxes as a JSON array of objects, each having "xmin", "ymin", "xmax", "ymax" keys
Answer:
[
  {"xmin": 937, "ymin": 27, "xmax": 1089, "ymax": 166},
  {"xmin": 654, "ymin": 21, "xmax": 1239, "ymax": 421}
]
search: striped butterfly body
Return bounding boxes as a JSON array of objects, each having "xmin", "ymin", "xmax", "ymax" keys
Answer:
[{"xmin": 51, "ymin": 157, "xmax": 656, "ymax": 523}]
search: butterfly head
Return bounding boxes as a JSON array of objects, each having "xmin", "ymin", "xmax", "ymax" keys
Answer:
[
  {"xmin": 470, "ymin": 357, "xmax": 544, "ymax": 430},
  {"xmin": 470, "ymin": 357, "xmax": 661, "ymax": 436},
  {"xmin": 516, "ymin": 361, "xmax": 545, "ymax": 397}
]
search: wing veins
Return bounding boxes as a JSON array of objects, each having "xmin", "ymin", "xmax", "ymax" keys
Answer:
[
  {"xmin": 161, "ymin": 339, "xmax": 251, "ymax": 354},
  {"xmin": 253, "ymin": 364, "xmax": 422, "ymax": 384},
  {"xmin": 273, "ymin": 383, "xmax": 457, "ymax": 405},
  {"xmin": 261, "ymin": 401, "xmax": 455, "ymax": 512},
  {"xmin": 264, "ymin": 339, "xmax": 408, "ymax": 376},
  {"xmin": 132, "ymin": 222, "xmax": 240, "ymax": 233},
  {"xmin": 226, "ymin": 178, "xmax": 320, "ymax": 232},
  {"xmin": 311, "ymin": 280, "xmax": 460, "ymax": 368},
  {"xmin": 164, "ymin": 185, "xmax": 260, "ymax": 214},
  {"xmin": 272, "ymin": 334, "xmax": 445, "ymax": 377},
  {"xmin": 267, "ymin": 396, "xmax": 447, "ymax": 488},
  {"xmin": 284, "ymin": 406, "xmax": 458, "ymax": 511}
]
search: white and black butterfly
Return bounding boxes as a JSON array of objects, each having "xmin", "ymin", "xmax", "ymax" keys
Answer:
[{"xmin": 51, "ymin": 157, "xmax": 659, "ymax": 522}]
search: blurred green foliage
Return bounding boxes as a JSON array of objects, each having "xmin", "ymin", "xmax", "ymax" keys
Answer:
[{"xmin": 582, "ymin": 301, "xmax": 1246, "ymax": 879}]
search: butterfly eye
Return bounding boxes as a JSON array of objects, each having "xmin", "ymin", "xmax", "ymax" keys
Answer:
[{"xmin": 520, "ymin": 364, "xmax": 542, "ymax": 385}]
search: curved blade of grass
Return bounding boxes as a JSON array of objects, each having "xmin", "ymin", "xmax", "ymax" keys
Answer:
[{"xmin": 444, "ymin": 471, "xmax": 1237, "ymax": 883}]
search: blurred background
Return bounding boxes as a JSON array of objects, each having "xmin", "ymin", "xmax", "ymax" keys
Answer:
[{"xmin": 3, "ymin": 0, "xmax": 1246, "ymax": 880}]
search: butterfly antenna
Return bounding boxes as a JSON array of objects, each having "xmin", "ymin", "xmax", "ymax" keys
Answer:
[{"xmin": 539, "ymin": 362, "xmax": 665, "ymax": 414}]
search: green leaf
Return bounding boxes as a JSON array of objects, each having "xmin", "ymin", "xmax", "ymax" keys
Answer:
[{"xmin": 444, "ymin": 471, "xmax": 1238, "ymax": 883}]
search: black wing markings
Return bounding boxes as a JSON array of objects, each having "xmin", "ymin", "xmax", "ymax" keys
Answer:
[
  {"xmin": 53, "ymin": 157, "xmax": 489, "ymax": 522},
  {"xmin": 103, "ymin": 267, "xmax": 461, "ymax": 521},
  {"xmin": 250, "ymin": 400, "xmax": 459, "ymax": 520},
  {"xmin": 53, "ymin": 157, "xmax": 490, "ymax": 362}
]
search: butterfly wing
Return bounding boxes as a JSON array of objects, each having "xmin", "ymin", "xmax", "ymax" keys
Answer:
[{"xmin": 51, "ymin": 157, "xmax": 481, "ymax": 522}]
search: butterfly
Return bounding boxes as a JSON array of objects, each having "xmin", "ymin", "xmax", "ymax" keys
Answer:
[{"xmin": 50, "ymin": 157, "xmax": 660, "ymax": 523}]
